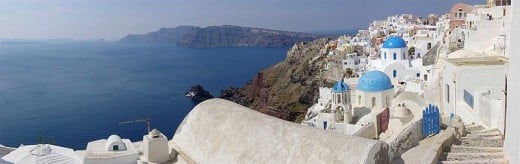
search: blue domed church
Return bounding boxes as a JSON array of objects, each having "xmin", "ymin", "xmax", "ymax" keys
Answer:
[
  {"xmin": 331, "ymin": 80, "xmax": 352, "ymax": 124},
  {"xmin": 301, "ymin": 71, "xmax": 396, "ymax": 134},
  {"xmin": 369, "ymin": 36, "xmax": 423, "ymax": 84},
  {"xmin": 355, "ymin": 71, "xmax": 394, "ymax": 110}
]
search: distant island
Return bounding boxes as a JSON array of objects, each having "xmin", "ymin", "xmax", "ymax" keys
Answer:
[
  {"xmin": 118, "ymin": 25, "xmax": 321, "ymax": 48},
  {"xmin": 0, "ymin": 41, "xmax": 43, "ymax": 45}
]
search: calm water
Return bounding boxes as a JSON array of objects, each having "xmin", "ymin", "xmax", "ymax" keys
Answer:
[{"xmin": 0, "ymin": 41, "xmax": 287, "ymax": 149}]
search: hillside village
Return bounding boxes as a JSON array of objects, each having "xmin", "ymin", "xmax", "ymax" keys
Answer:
[{"xmin": 1, "ymin": 0, "xmax": 520, "ymax": 163}]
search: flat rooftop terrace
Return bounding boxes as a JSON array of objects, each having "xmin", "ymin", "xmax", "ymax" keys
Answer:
[{"xmin": 444, "ymin": 56, "xmax": 508, "ymax": 66}]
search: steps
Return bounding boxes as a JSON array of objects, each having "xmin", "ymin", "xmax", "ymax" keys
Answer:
[
  {"xmin": 459, "ymin": 136, "xmax": 503, "ymax": 147},
  {"xmin": 441, "ymin": 152, "xmax": 504, "ymax": 161},
  {"xmin": 438, "ymin": 124, "xmax": 508, "ymax": 164},
  {"xmin": 449, "ymin": 145, "xmax": 503, "ymax": 153},
  {"xmin": 439, "ymin": 158, "xmax": 509, "ymax": 164}
]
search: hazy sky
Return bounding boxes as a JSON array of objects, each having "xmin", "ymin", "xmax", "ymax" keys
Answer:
[{"xmin": 0, "ymin": 0, "xmax": 484, "ymax": 40}]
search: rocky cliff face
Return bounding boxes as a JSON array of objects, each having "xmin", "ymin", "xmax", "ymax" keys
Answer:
[
  {"xmin": 220, "ymin": 38, "xmax": 340, "ymax": 122},
  {"xmin": 119, "ymin": 25, "xmax": 319, "ymax": 48},
  {"xmin": 119, "ymin": 26, "xmax": 196, "ymax": 43}
]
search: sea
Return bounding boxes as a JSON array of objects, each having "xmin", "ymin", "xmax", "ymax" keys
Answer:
[{"xmin": 0, "ymin": 41, "xmax": 288, "ymax": 150}]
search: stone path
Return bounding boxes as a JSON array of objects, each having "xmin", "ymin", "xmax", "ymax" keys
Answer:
[{"xmin": 438, "ymin": 124, "xmax": 509, "ymax": 164}]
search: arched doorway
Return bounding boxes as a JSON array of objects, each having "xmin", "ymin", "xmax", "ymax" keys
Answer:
[{"xmin": 336, "ymin": 106, "xmax": 344, "ymax": 122}]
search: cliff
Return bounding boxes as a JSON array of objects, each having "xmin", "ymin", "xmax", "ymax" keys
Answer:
[
  {"xmin": 220, "ymin": 38, "xmax": 344, "ymax": 122},
  {"xmin": 119, "ymin": 25, "xmax": 320, "ymax": 48}
]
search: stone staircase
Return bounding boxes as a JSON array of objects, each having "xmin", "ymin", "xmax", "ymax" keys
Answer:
[{"xmin": 438, "ymin": 124, "xmax": 509, "ymax": 164}]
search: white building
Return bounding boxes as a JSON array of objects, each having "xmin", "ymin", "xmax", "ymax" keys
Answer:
[
  {"xmin": 410, "ymin": 29, "xmax": 437, "ymax": 58},
  {"xmin": 83, "ymin": 135, "xmax": 139, "ymax": 164},
  {"xmin": 342, "ymin": 53, "xmax": 368, "ymax": 75},
  {"xmin": 505, "ymin": 0, "xmax": 520, "ymax": 161},
  {"xmin": 370, "ymin": 36, "xmax": 423, "ymax": 83},
  {"xmin": 0, "ymin": 144, "xmax": 81, "ymax": 164},
  {"xmin": 463, "ymin": 5, "xmax": 511, "ymax": 56},
  {"xmin": 141, "ymin": 129, "xmax": 170, "ymax": 164},
  {"xmin": 355, "ymin": 71, "xmax": 394, "ymax": 110},
  {"xmin": 330, "ymin": 79, "xmax": 353, "ymax": 125},
  {"xmin": 302, "ymin": 70, "xmax": 396, "ymax": 137},
  {"xmin": 440, "ymin": 56, "xmax": 507, "ymax": 132}
]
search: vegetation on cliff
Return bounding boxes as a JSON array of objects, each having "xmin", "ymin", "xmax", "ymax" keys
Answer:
[
  {"xmin": 220, "ymin": 38, "xmax": 340, "ymax": 122},
  {"xmin": 119, "ymin": 25, "xmax": 320, "ymax": 48}
]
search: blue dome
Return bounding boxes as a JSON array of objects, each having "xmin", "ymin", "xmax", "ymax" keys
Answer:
[
  {"xmin": 382, "ymin": 36, "xmax": 407, "ymax": 48},
  {"xmin": 333, "ymin": 80, "xmax": 349, "ymax": 92},
  {"xmin": 357, "ymin": 71, "xmax": 393, "ymax": 92}
]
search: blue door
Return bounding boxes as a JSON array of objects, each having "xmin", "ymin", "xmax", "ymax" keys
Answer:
[
  {"xmin": 323, "ymin": 121, "xmax": 327, "ymax": 130},
  {"xmin": 393, "ymin": 70, "xmax": 397, "ymax": 78}
]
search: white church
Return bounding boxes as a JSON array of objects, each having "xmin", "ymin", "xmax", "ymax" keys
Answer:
[
  {"xmin": 302, "ymin": 70, "xmax": 397, "ymax": 137},
  {"xmin": 369, "ymin": 36, "xmax": 424, "ymax": 84}
]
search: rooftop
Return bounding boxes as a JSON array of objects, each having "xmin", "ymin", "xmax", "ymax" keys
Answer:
[
  {"xmin": 84, "ymin": 138, "xmax": 138, "ymax": 158},
  {"xmin": 333, "ymin": 80, "xmax": 350, "ymax": 92},
  {"xmin": 444, "ymin": 56, "xmax": 508, "ymax": 66},
  {"xmin": 382, "ymin": 36, "xmax": 407, "ymax": 48},
  {"xmin": 357, "ymin": 70, "xmax": 394, "ymax": 92}
]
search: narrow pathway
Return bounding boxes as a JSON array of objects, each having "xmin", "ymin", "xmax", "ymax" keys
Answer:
[{"xmin": 438, "ymin": 124, "xmax": 508, "ymax": 164}]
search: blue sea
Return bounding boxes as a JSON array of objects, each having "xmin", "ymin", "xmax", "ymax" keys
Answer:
[{"xmin": 0, "ymin": 41, "xmax": 287, "ymax": 150}]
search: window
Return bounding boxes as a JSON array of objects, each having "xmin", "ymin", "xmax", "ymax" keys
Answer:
[
  {"xmin": 454, "ymin": 13, "xmax": 457, "ymax": 18},
  {"xmin": 463, "ymin": 90, "xmax": 474, "ymax": 108},
  {"xmin": 113, "ymin": 145, "xmax": 119, "ymax": 151},
  {"xmin": 416, "ymin": 73, "xmax": 420, "ymax": 77},
  {"xmin": 384, "ymin": 52, "xmax": 387, "ymax": 59},
  {"xmin": 402, "ymin": 52, "xmax": 406, "ymax": 59},
  {"xmin": 393, "ymin": 70, "xmax": 397, "ymax": 78},
  {"xmin": 446, "ymin": 84, "xmax": 450, "ymax": 104},
  {"xmin": 393, "ymin": 53, "xmax": 397, "ymax": 60},
  {"xmin": 358, "ymin": 95, "xmax": 361, "ymax": 105},
  {"xmin": 371, "ymin": 97, "xmax": 376, "ymax": 107}
]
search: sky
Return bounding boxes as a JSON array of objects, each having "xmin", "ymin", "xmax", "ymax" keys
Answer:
[{"xmin": 0, "ymin": 0, "xmax": 485, "ymax": 40}]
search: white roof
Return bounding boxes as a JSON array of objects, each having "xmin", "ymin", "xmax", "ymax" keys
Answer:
[
  {"xmin": 85, "ymin": 138, "xmax": 138, "ymax": 159},
  {"xmin": 448, "ymin": 49, "xmax": 485, "ymax": 58},
  {"xmin": 0, "ymin": 144, "xmax": 81, "ymax": 164},
  {"xmin": 105, "ymin": 135, "xmax": 127, "ymax": 151}
]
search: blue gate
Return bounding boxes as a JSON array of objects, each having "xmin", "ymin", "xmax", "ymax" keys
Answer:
[{"xmin": 422, "ymin": 104, "xmax": 440, "ymax": 137}]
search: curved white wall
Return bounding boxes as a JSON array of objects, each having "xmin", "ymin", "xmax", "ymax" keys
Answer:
[{"xmin": 171, "ymin": 99, "xmax": 390, "ymax": 163}]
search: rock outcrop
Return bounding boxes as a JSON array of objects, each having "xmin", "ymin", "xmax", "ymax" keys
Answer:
[
  {"xmin": 186, "ymin": 85, "xmax": 214, "ymax": 103},
  {"xmin": 119, "ymin": 25, "xmax": 320, "ymax": 48}
]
